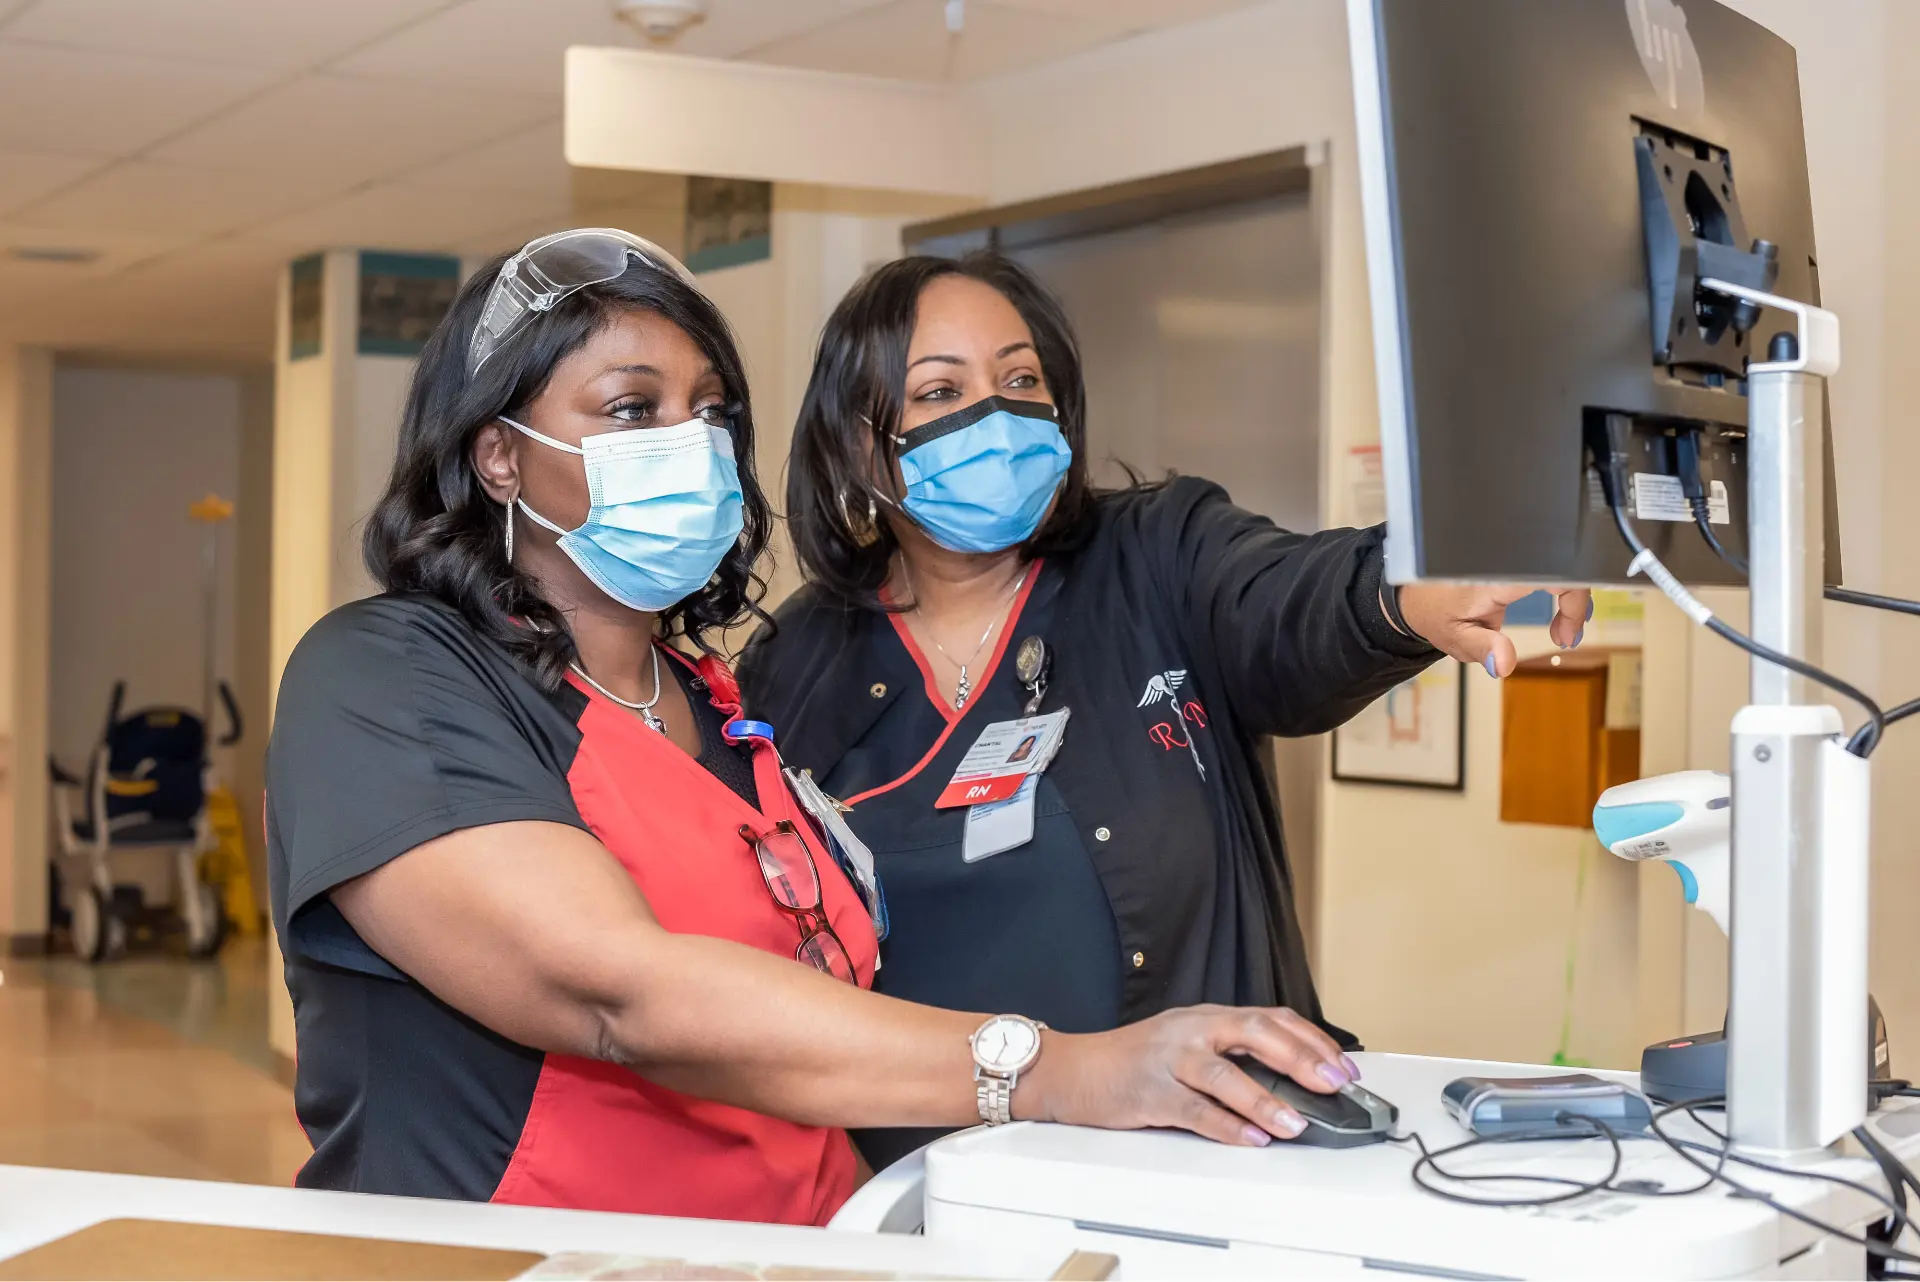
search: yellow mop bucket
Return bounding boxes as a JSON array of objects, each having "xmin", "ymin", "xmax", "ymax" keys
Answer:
[{"xmin": 199, "ymin": 788, "xmax": 260, "ymax": 935}]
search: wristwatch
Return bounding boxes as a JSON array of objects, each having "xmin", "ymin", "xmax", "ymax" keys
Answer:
[{"xmin": 971, "ymin": 1014, "xmax": 1047, "ymax": 1125}]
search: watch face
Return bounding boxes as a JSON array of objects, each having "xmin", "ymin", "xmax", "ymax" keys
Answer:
[{"xmin": 974, "ymin": 1017, "xmax": 1041, "ymax": 1072}]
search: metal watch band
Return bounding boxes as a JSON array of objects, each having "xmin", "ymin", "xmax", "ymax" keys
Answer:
[{"xmin": 977, "ymin": 1077, "xmax": 1013, "ymax": 1126}]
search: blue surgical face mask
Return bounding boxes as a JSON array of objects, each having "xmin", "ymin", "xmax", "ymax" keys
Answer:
[
  {"xmin": 504, "ymin": 415, "xmax": 744, "ymax": 612},
  {"xmin": 891, "ymin": 396, "xmax": 1071, "ymax": 554}
]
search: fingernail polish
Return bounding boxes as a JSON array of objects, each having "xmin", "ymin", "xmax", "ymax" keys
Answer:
[
  {"xmin": 1483, "ymin": 654, "xmax": 1499, "ymax": 680},
  {"xmin": 1571, "ymin": 627, "xmax": 1585, "ymax": 648},
  {"xmin": 1244, "ymin": 1125, "xmax": 1274, "ymax": 1147},
  {"xmin": 1343, "ymin": 1054, "xmax": 1362, "ymax": 1081},
  {"xmin": 1273, "ymin": 1112, "xmax": 1306, "ymax": 1139},
  {"xmin": 1587, "ymin": 598, "xmax": 1596, "ymax": 622},
  {"xmin": 1317, "ymin": 1062, "xmax": 1352, "ymax": 1089}
]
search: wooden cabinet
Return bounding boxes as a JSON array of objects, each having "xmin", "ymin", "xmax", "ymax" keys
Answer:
[{"xmin": 1499, "ymin": 649, "xmax": 1642, "ymax": 827}]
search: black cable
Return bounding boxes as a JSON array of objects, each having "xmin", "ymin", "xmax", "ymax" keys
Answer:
[
  {"xmin": 1858, "ymin": 1125, "xmax": 1920, "ymax": 1273},
  {"xmin": 1396, "ymin": 1086, "xmax": 1920, "ymax": 1266},
  {"xmin": 1676, "ymin": 433, "xmax": 1920, "ymax": 619},
  {"xmin": 1691, "ymin": 510, "xmax": 1920, "ymax": 619},
  {"xmin": 1396, "ymin": 1120, "xmax": 1627, "ymax": 1208},
  {"xmin": 1602, "ymin": 488, "xmax": 1887, "ymax": 757},
  {"xmin": 1692, "ymin": 507, "xmax": 1748, "ymax": 573},
  {"xmin": 1642, "ymin": 1096, "xmax": 1920, "ymax": 1265},
  {"xmin": 1830, "ymin": 586, "xmax": 1920, "ymax": 618},
  {"xmin": 1885, "ymin": 702, "xmax": 1920, "ymax": 737}
]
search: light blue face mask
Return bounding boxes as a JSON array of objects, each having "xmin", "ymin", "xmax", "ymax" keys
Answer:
[
  {"xmin": 892, "ymin": 396, "xmax": 1072, "ymax": 554},
  {"xmin": 504, "ymin": 415, "xmax": 744, "ymax": 612}
]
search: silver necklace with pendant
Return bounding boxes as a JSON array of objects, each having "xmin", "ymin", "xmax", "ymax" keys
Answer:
[
  {"xmin": 572, "ymin": 644, "xmax": 667, "ymax": 734},
  {"xmin": 915, "ymin": 566, "xmax": 1030, "ymax": 711}
]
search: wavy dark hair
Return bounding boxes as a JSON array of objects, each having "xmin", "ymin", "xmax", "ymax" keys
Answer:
[
  {"xmin": 363, "ymin": 249, "xmax": 772, "ymax": 690},
  {"xmin": 787, "ymin": 252, "xmax": 1098, "ymax": 612}
]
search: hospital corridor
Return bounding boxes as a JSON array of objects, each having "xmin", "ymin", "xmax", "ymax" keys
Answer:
[{"xmin": 0, "ymin": 0, "xmax": 1918, "ymax": 1277}]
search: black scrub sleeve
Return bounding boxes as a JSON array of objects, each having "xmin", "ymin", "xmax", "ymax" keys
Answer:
[
  {"xmin": 1131, "ymin": 476, "xmax": 1438, "ymax": 738},
  {"xmin": 265, "ymin": 596, "xmax": 588, "ymax": 953}
]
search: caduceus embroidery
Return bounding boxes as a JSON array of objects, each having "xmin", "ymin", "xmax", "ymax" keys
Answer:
[{"xmin": 1139, "ymin": 670, "xmax": 1206, "ymax": 780}]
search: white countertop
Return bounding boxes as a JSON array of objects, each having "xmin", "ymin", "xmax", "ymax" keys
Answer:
[
  {"xmin": 922, "ymin": 1053, "xmax": 1920, "ymax": 1280},
  {"xmin": 0, "ymin": 1163, "xmax": 1063, "ymax": 1278}
]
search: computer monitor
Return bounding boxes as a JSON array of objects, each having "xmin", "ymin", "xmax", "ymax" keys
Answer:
[{"xmin": 1348, "ymin": 0, "xmax": 1842, "ymax": 586}]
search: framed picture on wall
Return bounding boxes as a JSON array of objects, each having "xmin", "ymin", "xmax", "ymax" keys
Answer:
[{"xmin": 1330, "ymin": 660, "xmax": 1466, "ymax": 790}]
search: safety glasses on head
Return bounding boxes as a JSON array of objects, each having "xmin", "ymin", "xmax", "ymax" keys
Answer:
[{"xmin": 468, "ymin": 228, "xmax": 699, "ymax": 375}]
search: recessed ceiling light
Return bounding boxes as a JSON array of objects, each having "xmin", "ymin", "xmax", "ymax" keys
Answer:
[
  {"xmin": 5, "ymin": 246, "xmax": 101, "ymax": 265},
  {"xmin": 611, "ymin": 0, "xmax": 706, "ymax": 41}
]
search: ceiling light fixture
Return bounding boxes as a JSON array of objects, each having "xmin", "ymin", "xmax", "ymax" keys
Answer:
[
  {"xmin": 612, "ymin": 0, "xmax": 708, "ymax": 42},
  {"xmin": 4, "ymin": 246, "xmax": 101, "ymax": 265}
]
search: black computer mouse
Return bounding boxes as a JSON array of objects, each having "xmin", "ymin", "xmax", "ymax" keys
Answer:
[{"xmin": 1229, "ymin": 1054, "xmax": 1399, "ymax": 1148}]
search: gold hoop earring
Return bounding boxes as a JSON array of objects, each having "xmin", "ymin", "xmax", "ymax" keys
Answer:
[{"xmin": 840, "ymin": 490, "xmax": 881, "ymax": 548}]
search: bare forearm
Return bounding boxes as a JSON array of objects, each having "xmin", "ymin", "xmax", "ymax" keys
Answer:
[{"xmin": 598, "ymin": 932, "xmax": 988, "ymax": 1129}]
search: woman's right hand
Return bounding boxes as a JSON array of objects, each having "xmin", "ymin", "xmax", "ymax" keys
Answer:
[{"xmin": 1016, "ymin": 1006, "xmax": 1359, "ymax": 1146}]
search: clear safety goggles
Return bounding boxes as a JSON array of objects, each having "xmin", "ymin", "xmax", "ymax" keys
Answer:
[{"xmin": 468, "ymin": 228, "xmax": 698, "ymax": 375}]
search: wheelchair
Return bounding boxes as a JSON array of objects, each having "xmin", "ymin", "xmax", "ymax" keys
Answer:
[{"xmin": 49, "ymin": 680, "xmax": 242, "ymax": 963}]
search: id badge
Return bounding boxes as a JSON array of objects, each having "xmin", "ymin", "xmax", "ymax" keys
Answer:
[
  {"xmin": 963, "ymin": 776, "xmax": 1038, "ymax": 863},
  {"xmin": 784, "ymin": 767, "xmax": 889, "ymax": 948},
  {"xmin": 935, "ymin": 709, "xmax": 1071, "ymax": 809}
]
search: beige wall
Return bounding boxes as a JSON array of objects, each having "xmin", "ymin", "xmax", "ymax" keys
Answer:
[
  {"xmin": 701, "ymin": 183, "xmax": 973, "ymax": 649},
  {"xmin": 0, "ymin": 345, "xmax": 52, "ymax": 950}
]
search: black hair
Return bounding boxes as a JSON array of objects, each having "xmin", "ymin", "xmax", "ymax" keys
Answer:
[
  {"xmin": 363, "ymin": 249, "xmax": 772, "ymax": 690},
  {"xmin": 786, "ymin": 251, "xmax": 1097, "ymax": 611}
]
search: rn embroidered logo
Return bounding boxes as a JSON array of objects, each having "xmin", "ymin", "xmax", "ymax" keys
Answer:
[
  {"xmin": 1137, "ymin": 670, "xmax": 1187, "ymax": 708},
  {"xmin": 1139, "ymin": 669, "xmax": 1208, "ymax": 780}
]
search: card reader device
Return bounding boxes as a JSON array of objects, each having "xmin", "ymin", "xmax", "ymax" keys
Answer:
[{"xmin": 1442, "ymin": 1074, "xmax": 1654, "ymax": 1137}]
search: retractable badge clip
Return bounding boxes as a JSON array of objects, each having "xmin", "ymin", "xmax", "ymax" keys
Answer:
[{"xmin": 1015, "ymin": 636, "xmax": 1051, "ymax": 716}]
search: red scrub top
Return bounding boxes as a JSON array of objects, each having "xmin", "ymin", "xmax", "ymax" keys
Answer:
[{"xmin": 265, "ymin": 595, "xmax": 877, "ymax": 1225}]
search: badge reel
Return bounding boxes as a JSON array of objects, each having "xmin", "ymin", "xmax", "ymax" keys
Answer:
[
  {"xmin": 785, "ymin": 766, "xmax": 889, "ymax": 952},
  {"xmin": 945, "ymin": 638, "xmax": 1065, "ymax": 863}
]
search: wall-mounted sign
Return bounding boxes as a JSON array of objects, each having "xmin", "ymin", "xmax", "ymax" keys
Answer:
[
  {"xmin": 1332, "ymin": 660, "xmax": 1466, "ymax": 790},
  {"xmin": 358, "ymin": 251, "xmax": 461, "ymax": 357},
  {"xmin": 684, "ymin": 176, "xmax": 772, "ymax": 274},
  {"xmin": 288, "ymin": 254, "xmax": 324, "ymax": 361}
]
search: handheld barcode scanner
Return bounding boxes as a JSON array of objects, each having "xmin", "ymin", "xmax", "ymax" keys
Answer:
[
  {"xmin": 1593, "ymin": 771, "xmax": 1731, "ymax": 934},
  {"xmin": 1593, "ymin": 773, "xmax": 1891, "ymax": 1105}
]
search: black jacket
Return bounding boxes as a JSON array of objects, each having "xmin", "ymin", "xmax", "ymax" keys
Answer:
[{"xmin": 738, "ymin": 478, "xmax": 1437, "ymax": 1037}]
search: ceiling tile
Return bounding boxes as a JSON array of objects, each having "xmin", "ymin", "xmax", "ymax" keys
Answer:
[
  {"xmin": 399, "ymin": 119, "xmax": 569, "ymax": 195},
  {"xmin": 240, "ymin": 181, "xmax": 572, "ymax": 255},
  {"xmin": 745, "ymin": 0, "xmax": 1109, "ymax": 82},
  {"xmin": 10, "ymin": 159, "xmax": 343, "ymax": 239},
  {"xmin": 0, "ymin": 220, "xmax": 192, "ymax": 276},
  {"xmin": 151, "ymin": 72, "xmax": 559, "ymax": 190},
  {"xmin": 5, "ymin": 0, "xmax": 455, "ymax": 74},
  {"xmin": 668, "ymin": 0, "xmax": 897, "ymax": 59},
  {"xmin": 0, "ymin": 41, "xmax": 277, "ymax": 157},
  {"xmin": 333, "ymin": 0, "xmax": 888, "ymax": 92},
  {"xmin": 983, "ymin": 0, "xmax": 1259, "ymax": 35},
  {"xmin": 0, "ymin": 151, "xmax": 109, "ymax": 215}
]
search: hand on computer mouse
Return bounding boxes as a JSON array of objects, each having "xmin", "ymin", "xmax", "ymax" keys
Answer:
[{"xmin": 1018, "ymin": 1004, "xmax": 1358, "ymax": 1148}]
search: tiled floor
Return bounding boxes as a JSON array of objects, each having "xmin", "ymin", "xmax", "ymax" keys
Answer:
[{"xmin": 0, "ymin": 937, "xmax": 310, "ymax": 1186}]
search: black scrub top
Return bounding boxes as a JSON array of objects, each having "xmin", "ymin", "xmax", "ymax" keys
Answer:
[
  {"xmin": 741, "ymin": 478, "xmax": 1440, "ymax": 1148},
  {"xmin": 819, "ymin": 575, "xmax": 1123, "ymax": 1168}
]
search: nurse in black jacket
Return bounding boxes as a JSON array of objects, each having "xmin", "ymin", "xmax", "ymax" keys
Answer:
[{"xmin": 739, "ymin": 253, "xmax": 1590, "ymax": 1168}]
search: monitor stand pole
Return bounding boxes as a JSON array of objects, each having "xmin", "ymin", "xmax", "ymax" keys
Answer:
[{"xmin": 1702, "ymin": 278, "xmax": 1869, "ymax": 1163}]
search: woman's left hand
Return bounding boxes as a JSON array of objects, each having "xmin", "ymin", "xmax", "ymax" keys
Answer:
[{"xmin": 1394, "ymin": 585, "xmax": 1592, "ymax": 679}]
